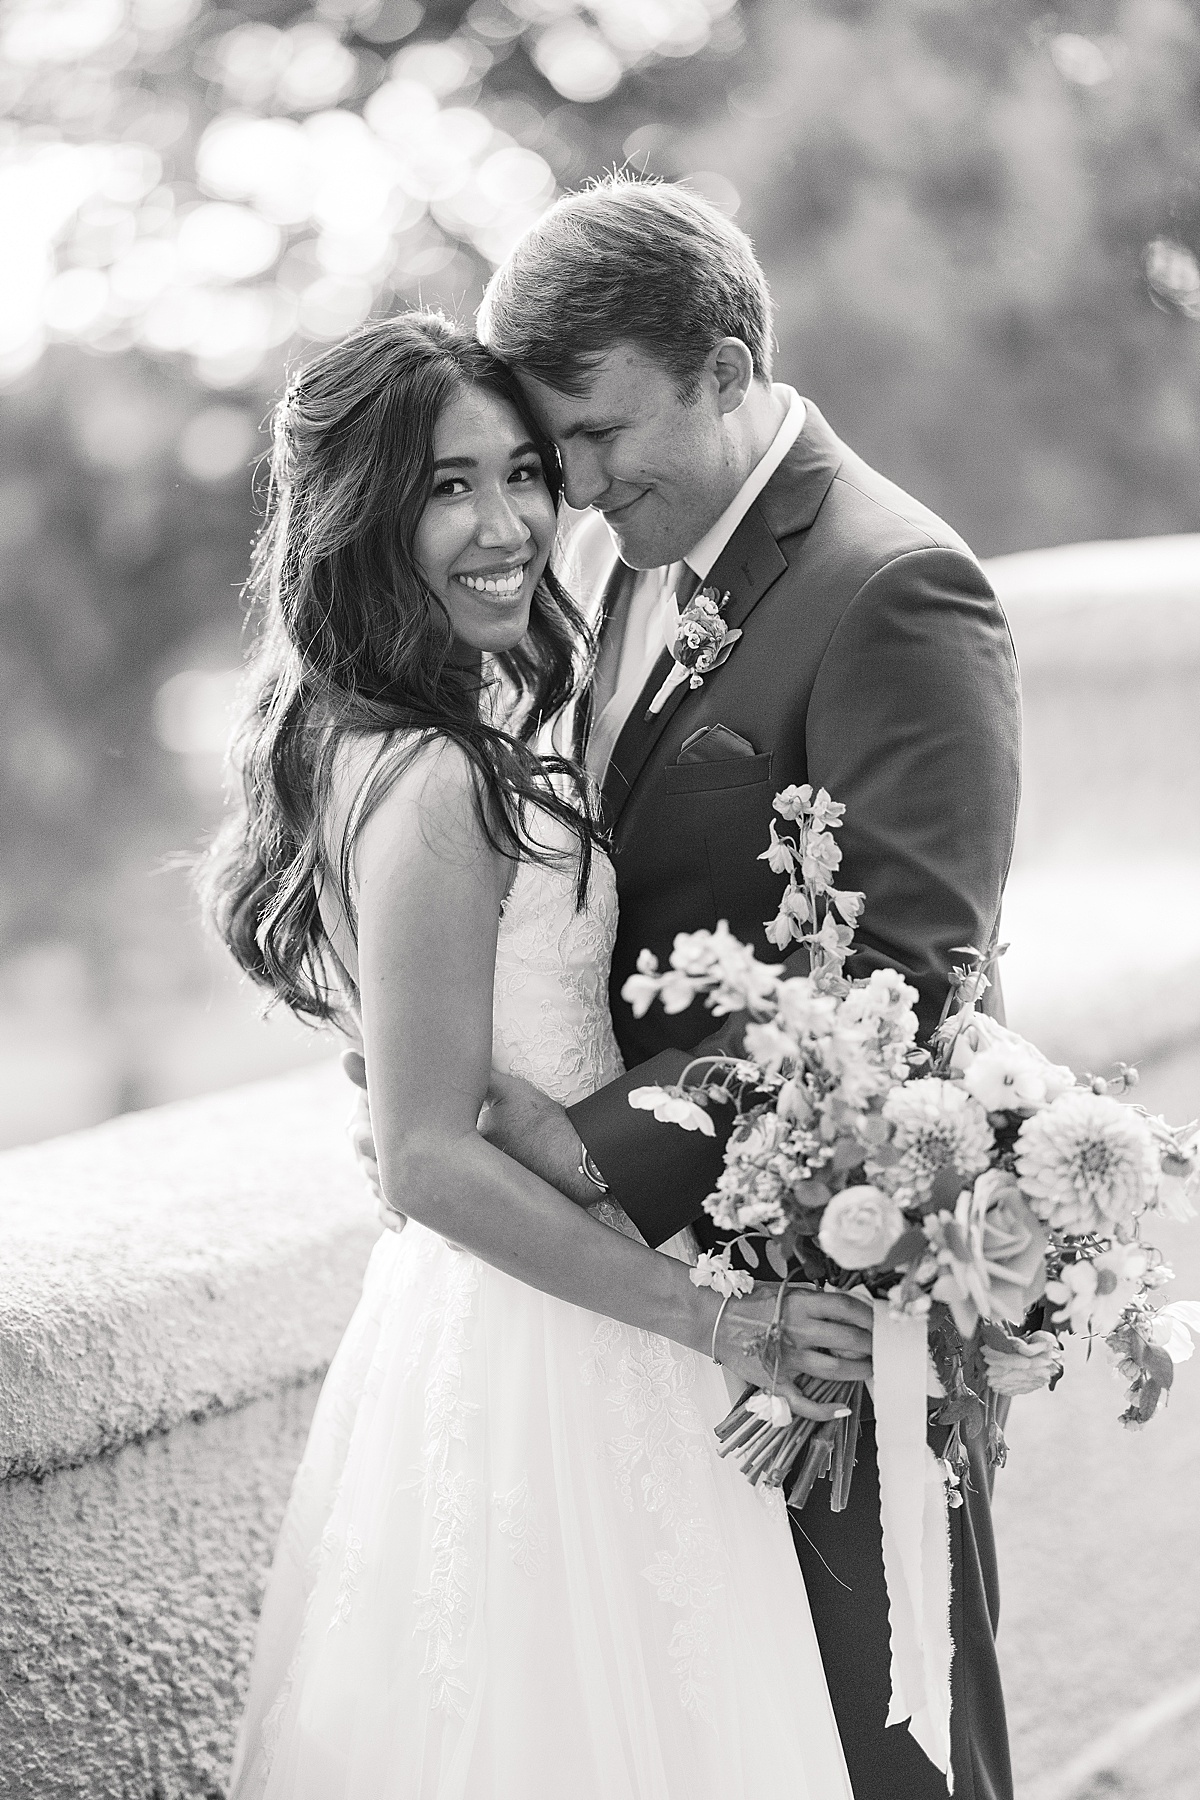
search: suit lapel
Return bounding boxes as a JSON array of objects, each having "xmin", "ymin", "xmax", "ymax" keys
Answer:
[
  {"xmin": 600, "ymin": 402, "xmax": 845, "ymax": 827},
  {"xmin": 600, "ymin": 511, "xmax": 786, "ymax": 823}
]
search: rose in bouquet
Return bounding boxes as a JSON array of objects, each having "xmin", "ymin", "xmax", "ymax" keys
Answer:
[{"xmin": 623, "ymin": 785, "xmax": 1200, "ymax": 1511}]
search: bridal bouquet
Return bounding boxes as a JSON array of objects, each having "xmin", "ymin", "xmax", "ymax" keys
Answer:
[{"xmin": 623, "ymin": 786, "xmax": 1200, "ymax": 1514}]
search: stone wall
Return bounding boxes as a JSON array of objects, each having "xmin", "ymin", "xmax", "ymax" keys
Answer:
[
  {"xmin": 0, "ymin": 1064, "xmax": 376, "ymax": 1798},
  {"xmin": 0, "ymin": 1387, "xmax": 319, "ymax": 1799},
  {"xmin": 989, "ymin": 534, "xmax": 1200, "ymax": 1070}
]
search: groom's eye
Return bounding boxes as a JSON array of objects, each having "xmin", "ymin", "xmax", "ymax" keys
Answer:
[{"xmin": 584, "ymin": 427, "xmax": 617, "ymax": 443}]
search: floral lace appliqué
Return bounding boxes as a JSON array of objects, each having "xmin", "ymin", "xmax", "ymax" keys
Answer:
[
  {"xmin": 493, "ymin": 838, "xmax": 623, "ymax": 1105},
  {"xmin": 327, "ymin": 1525, "xmax": 364, "ymax": 1631},
  {"xmin": 494, "ymin": 1475, "xmax": 546, "ymax": 1577},
  {"xmin": 412, "ymin": 1253, "xmax": 482, "ymax": 1717},
  {"xmin": 414, "ymin": 1468, "xmax": 482, "ymax": 1717},
  {"xmin": 583, "ymin": 1317, "xmax": 727, "ymax": 1722}
]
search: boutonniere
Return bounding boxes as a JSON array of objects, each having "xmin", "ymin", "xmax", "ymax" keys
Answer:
[{"xmin": 647, "ymin": 586, "xmax": 743, "ymax": 716}]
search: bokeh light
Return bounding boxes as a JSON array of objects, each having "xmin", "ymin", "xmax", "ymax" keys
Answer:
[
  {"xmin": 533, "ymin": 22, "xmax": 623, "ymax": 103},
  {"xmin": 1050, "ymin": 32, "xmax": 1115, "ymax": 88},
  {"xmin": 0, "ymin": 0, "xmax": 751, "ymax": 393},
  {"xmin": 681, "ymin": 169, "xmax": 740, "ymax": 217},
  {"xmin": 177, "ymin": 204, "xmax": 283, "ymax": 283},
  {"xmin": 177, "ymin": 403, "xmax": 259, "ymax": 483},
  {"xmin": 1145, "ymin": 239, "xmax": 1200, "ymax": 319}
]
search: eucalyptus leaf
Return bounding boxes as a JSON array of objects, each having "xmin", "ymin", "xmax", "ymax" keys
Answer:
[{"xmin": 765, "ymin": 1239, "xmax": 791, "ymax": 1280}]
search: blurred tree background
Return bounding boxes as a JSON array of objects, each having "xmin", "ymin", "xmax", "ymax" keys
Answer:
[{"xmin": 1, "ymin": 0, "xmax": 1199, "ymax": 1146}]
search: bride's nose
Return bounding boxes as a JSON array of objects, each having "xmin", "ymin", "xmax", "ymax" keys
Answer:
[{"xmin": 475, "ymin": 485, "xmax": 532, "ymax": 551}]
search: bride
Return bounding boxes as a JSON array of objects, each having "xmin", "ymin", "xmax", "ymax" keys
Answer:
[{"xmin": 205, "ymin": 310, "xmax": 856, "ymax": 1800}]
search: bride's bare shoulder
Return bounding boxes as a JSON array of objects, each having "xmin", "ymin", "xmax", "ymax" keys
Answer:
[{"xmin": 328, "ymin": 729, "xmax": 494, "ymax": 881}]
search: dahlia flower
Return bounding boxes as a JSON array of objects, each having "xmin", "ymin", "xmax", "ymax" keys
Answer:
[
  {"xmin": 1016, "ymin": 1090, "xmax": 1160, "ymax": 1234},
  {"xmin": 877, "ymin": 1078, "xmax": 995, "ymax": 1201}
]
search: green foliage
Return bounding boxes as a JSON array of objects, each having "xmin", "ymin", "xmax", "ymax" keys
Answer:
[{"xmin": 700, "ymin": 0, "xmax": 1200, "ymax": 555}]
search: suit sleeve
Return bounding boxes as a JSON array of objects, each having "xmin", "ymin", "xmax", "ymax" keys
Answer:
[
  {"xmin": 571, "ymin": 546, "xmax": 1021, "ymax": 1248},
  {"xmin": 567, "ymin": 1023, "xmax": 741, "ymax": 1248},
  {"xmin": 807, "ymin": 547, "xmax": 1021, "ymax": 1039}
]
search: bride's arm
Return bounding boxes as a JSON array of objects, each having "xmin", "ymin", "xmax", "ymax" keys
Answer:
[
  {"xmin": 356, "ymin": 742, "xmax": 706, "ymax": 1338},
  {"xmin": 352, "ymin": 743, "xmax": 859, "ymax": 1412}
]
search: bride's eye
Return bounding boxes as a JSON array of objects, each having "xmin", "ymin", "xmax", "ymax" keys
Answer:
[
  {"xmin": 509, "ymin": 461, "xmax": 543, "ymax": 485},
  {"xmin": 432, "ymin": 475, "xmax": 470, "ymax": 497}
]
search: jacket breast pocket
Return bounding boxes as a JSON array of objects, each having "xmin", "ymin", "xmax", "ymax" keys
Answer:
[
  {"xmin": 662, "ymin": 752, "xmax": 773, "ymax": 796},
  {"xmin": 658, "ymin": 753, "xmax": 779, "ymax": 947}
]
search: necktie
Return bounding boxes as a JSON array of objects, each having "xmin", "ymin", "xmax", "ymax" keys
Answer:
[
  {"xmin": 588, "ymin": 566, "xmax": 637, "ymax": 724},
  {"xmin": 672, "ymin": 561, "xmax": 702, "ymax": 611},
  {"xmin": 584, "ymin": 562, "xmax": 702, "ymax": 780}
]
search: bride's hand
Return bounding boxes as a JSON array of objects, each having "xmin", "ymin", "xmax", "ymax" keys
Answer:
[{"xmin": 713, "ymin": 1285, "xmax": 873, "ymax": 1419}]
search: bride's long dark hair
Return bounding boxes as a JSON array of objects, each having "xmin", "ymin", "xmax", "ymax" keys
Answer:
[{"xmin": 200, "ymin": 309, "xmax": 602, "ymax": 1024}]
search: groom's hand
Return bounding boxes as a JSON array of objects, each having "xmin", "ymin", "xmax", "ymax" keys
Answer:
[
  {"xmin": 341, "ymin": 1049, "xmax": 407, "ymax": 1233},
  {"xmin": 478, "ymin": 1069, "xmax": 598, "ymax": 1207},
  {"xmin": 716, "ymin": 1286, "xmax": 873, "ymax": 1416}
]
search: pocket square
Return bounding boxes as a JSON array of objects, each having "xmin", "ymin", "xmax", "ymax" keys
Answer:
[{"xmin": 677, "ymin": 724, "xmax": 757, "ymax": 764}]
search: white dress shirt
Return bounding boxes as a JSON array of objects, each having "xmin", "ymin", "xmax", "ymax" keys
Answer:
[{"xmin": 582, "ymin": 386, "xmax": 806, "ymax": 779}]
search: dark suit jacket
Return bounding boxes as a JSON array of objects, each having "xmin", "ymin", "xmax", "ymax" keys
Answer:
[{"xmin": 569, "ymin": 400, "xmax": 1021, "ymax": 1252}]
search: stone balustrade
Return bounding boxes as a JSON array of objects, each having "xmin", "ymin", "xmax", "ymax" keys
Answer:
[
  {"xmin": 1, "ymin": 536, "xmax": 1198, "ymax": 1798},
  {"xmin": 0, "ymin": 1064, "xmax": 374, "ymax": 1798}
]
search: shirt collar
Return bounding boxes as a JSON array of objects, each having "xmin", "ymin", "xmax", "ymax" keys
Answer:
[{"xmin": 684, "ymin": 385, "xmax": 806, "ymax": 582}]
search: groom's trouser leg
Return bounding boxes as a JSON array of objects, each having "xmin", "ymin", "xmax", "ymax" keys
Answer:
[{"xmin": 791, "ymin": 1417, "xmax": 1014, "ymax": 1800}]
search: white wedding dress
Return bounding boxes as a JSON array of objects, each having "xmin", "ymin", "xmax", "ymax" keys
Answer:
[{"xmin": 230, "ymin": 813, "xmax": 853, "ymax": 1800}]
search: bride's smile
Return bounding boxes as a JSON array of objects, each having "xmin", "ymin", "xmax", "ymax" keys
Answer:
[{"xmin": 415, "ymin": 384, "xmax": 557, "ymax": 660}]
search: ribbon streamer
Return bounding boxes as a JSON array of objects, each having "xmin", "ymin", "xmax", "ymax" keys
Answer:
[
  {"xmin": 872, "ymin": 1299, "xmax": 955, "ymax": 1791},
  {"xmin": 647, "ymin": 659, "xmax": 690, "ymax": 715},
  {"xmin": 646, "ymin": 595, "xmax": 686, "ymax": 715}
]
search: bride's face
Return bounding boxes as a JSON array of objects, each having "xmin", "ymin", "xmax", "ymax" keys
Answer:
[{"xmin": 415, "ymin": 385, "xmax": 557, "ymax": 660}]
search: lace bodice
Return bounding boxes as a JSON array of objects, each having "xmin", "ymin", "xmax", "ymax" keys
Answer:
[
  {"xmin": 316, "ymin": 742, "xmax": 622, "ymax": 1110},
  {"xmin": 492, "ymin": 819, "xmax": 623, "ymax": 1106}
]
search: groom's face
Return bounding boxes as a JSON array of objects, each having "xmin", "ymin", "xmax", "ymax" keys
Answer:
[{"xmin": 516, "ymin": 343, "xmax": 737, "ymax": 570}]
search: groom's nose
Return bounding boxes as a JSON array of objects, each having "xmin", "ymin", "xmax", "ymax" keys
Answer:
[{"xmin": 559, "ymin": 440, "xmax": 607, "ymax": 512}]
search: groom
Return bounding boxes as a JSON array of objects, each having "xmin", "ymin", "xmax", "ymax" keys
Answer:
[{"xmin": 474, "ymin": 175, "xmax": 1021, "ymax": 1800}]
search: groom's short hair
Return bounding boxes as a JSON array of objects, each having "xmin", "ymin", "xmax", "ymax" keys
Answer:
[{"xmin": 479, "ymin": 173, "xmax": 774, "ymax": 399}]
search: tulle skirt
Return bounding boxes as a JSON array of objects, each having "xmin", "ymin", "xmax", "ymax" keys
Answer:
[{"xmin": 229, "ymin": 1222, "xmax": 853, "ymax": 1800}]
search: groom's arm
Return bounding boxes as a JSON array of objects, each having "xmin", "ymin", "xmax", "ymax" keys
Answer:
[
  {"xmin": 562, "ymin": 545, "xmax": 1021, "ymax": 1246},
  {"xmin": 808, "ymin": 545, "xmax": 1021, "ymax": 1035}
]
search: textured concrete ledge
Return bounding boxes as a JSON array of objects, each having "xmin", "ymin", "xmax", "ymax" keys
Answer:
[
  {"xmin": 0, "ymin": 1382, "xmax": 320, "ymax": 1800},
  {"xmin": 0, "ymin": 1060, "xmax": 377, "ymax": 1481}
]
